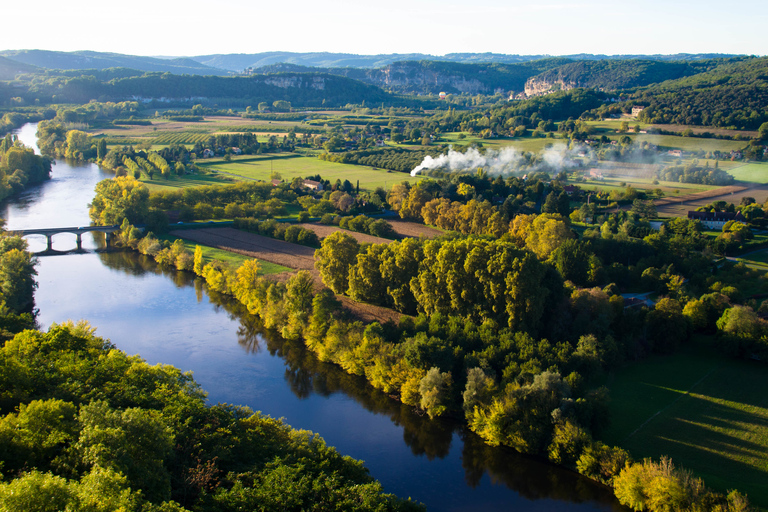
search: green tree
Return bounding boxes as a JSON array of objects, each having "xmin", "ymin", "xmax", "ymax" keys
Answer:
[
  {"xmin": 96, "ymin": 139, "xmax": 108, "ymax": 160},
  {"xmin": 282, "ymin": 270, "xmax": 314, "ymax": 340},
  {"xmin": 419, "ymin": 367, "xmax": 452, "ymax": 419},
  {"xmin": 89, "ymin": 177, "xmax": 150, "ymax": 225},
  {"xmin": 0, "ymin": 242, "xmax": 37, "ymax": 312},
  {"xmin": 314, "ymin": 231, "xmax": 359, "ymax": 294}
]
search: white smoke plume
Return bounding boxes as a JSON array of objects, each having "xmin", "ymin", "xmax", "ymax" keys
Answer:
[{"xmin": 410, "ymin": 147, "xmax": 523, "ymax": 177}]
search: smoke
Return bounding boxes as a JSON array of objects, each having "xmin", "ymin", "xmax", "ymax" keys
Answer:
[
  {"xmin": 410, "ymin": 146, "xmax": 523, "ymax": 177},
  {"xmin": 409, "ymin": 140, "xmax": 671, "ymax": 181}
]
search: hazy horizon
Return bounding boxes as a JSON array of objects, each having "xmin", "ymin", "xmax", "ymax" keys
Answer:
[{"xmin": 2, "ymin": 0, "xmax": 766, "ymax": 58}]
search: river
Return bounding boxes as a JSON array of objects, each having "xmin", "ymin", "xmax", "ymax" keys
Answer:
[{"xmin": 2, "ymin": 123, "xmax": 624, "ymax": 511}]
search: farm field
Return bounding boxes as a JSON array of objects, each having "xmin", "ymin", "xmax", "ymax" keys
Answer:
[
  {"xmin": 634, "ymin": 133, "xmax": 747, "ymax": 153},
  {"xmin": 198, "ymin": 154, "xmax": 424, "ymax": 190},
  {"xmin": 577, "ymin": 175, "xmax": 716, "ymax": 196},
  {"xmin": 138, "ymin": 172, "xmax": 236, "ymax": 192},
  {"xmin": 601, "ymin": 344, "xmax": 768, "ymax": 508},
  {"xmin": 296, "ymin": 223, "xmax": 392, "ymax": 244},
  {"xmin": 387, "ymin": 219, "xmax": 444, "ymax": 239},
  {"xmin": 170, "ymin": 227, "xmax": 316, "ymax": 272},
  {"xmin": 439, "ymin": 132, "xmax": 562, "ymax": 152},
  {"xmin": 655, "ymin": 184, "xmax": 768, "ymax": 217},
  {"xmin": 726, "ymin": 162, "xmax": 768, "ymax": 184},
  {"xmin": 158, "ymin": 234, "xmax": 289, "ymax": 274},
  {"xmin": 173, "ymin": 227, "xmax": 402, "ymax": 323}
]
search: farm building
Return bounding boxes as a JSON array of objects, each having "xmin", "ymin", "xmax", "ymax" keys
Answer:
[
  {"xmin": 303, "ymin": 179, "xmax": 324, "ymax": 191},
  {"xmin": 687, "ymin": 211, "xmax": 746, "ymax": 230}
]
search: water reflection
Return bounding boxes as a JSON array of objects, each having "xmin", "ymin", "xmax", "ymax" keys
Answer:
[{"xmin": 90, "ymin": 250, "xmax": 623, "ymax": 510}]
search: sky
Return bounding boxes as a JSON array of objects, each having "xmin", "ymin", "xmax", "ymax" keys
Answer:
[{"xmin": 2, "ymin": 0, "xmax": 767, "ymax": 58}]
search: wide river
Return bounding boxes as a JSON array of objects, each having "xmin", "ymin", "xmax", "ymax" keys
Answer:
[{"xmin": 3, "ymin": 123, "xmax": 624, "ymax": 511}]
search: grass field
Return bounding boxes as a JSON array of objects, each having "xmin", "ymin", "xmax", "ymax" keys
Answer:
[
  {"xmin": 726, "ymin": 163, "xmax": 768, "ymax": 184},
  {"xmin": 578, "ymin": 176, "xmax": 715, "ymax": 196},
  {"xmin": 197, "ymin": 154, "xmax": 425, "ymax": 191},
  {"xmin": 439, "ymin": 132, "xmax": 564, "ymax": 153},
  {"xmin": 139, "ymin": 173, "xmax": 236, "ymax": 192},
  {"xmin": 157, "ymin": 234, "xmax": 289, "ymax": 274},
  {"xmin": 602, "ymin": 343, "xmax": 768, "ymax": 508}
]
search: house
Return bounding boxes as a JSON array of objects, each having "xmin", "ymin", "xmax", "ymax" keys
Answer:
[
  {"xmin": 631, "ymin": 106, "xmax": 645, "ymax": 116},
  {"xmin": 231, "ymin": 147, "xmax": 242, "ymax": 155},
  {"xmin": 688, "ymin": 211, "xmax": 746, "ymax": 230},
  {"xmin": 303, "ymin": 179, "xmax": 324, "ymax": 191},
  {"xmin": 270, "ymin": 179, "xmax": 282, "ymax": 187},
  {"xmin": 668, "ymin": 150, "xmax": 682, "ymax": 158},
  {"xmin": 563, "ymin": 185, "xmax": 578, "ymax": 196},
  {"xmin": 202, "ymin": 149, "xmax": 214, "ymax": 158}
]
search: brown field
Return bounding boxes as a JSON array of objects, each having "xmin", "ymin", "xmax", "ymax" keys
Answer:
[
  {"xmin": 296, "ymin": 220, "xmax": 444, "ymax": 244},
  {"xmin": 170, "ymin": 227, "xmax": 316, "ymax": 271},
  {"xmin": 296, "ymin": 224, "xmax": 393, "ymax": 245},
  {"xmin": 173, "ymin": 227, "xmax": 402, "ymax": 324},
  {"xmin": 387, "ymin": 220, "xmax": 444, "ymax": 239},
  {"xmin": 654, "ymin": 184, "xmax": 768, "ymax": 217}
]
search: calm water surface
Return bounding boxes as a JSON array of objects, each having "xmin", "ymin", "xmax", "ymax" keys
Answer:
[{"xmin": 3, "ymin": 124, "xmax": 624, "ymax": 511}]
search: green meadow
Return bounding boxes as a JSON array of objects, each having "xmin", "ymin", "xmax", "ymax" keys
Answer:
[
  {"xmin": 157, "ymin": 234, "xmax": 289, "ymax": 274},
  {"xmin": 726, "ymin": 162, "xmax": 768, "ymax": 184},
  {"xmin": 602, "ymin": 344, "xmax": 768, "ymax": 508},
  {"xmin": 197, "ymin": 154, "xmax": 425, "ymax": 191}
]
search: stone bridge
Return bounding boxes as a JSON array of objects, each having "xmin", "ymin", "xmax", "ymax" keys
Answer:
[{"xmin": 14, "ymin": 225, "xmax": 122, "ymax": 251}]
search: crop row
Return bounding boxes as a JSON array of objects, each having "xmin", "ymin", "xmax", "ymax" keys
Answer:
[{"xmin": 153, "ymin": 132, "xmax": 210, "ymax": 144}]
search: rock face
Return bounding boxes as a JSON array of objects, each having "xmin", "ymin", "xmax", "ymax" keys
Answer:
[
  {"xmin": 263, "ymin": 75, "xmax": 326, "ymax": 90},
  {"xmin": 374, "ymin": 62, "xmax": 489, "ymax": 94},
  {"xmin": 523, "ymin": 77, "xmax": 576, "ymax": 97}
]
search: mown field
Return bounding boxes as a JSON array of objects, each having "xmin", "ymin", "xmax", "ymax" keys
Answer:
[
  {"xmin": 727, "ymin": 162, "xmax": 768, "ymax": 184},
  {"xmin": 602, "ymin": 343, "xmax": 768, "ymax": 508},
  {"xmin": 197, "ymin": 154, "xmax": 425, "ymax": 191},
  {"xmin": 577, "ymin": 175, "xmax": 716, "ymax": 196}
]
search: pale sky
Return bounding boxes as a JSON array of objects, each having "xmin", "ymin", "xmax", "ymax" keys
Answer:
[{"xmin": 2, "ymin": 0, "xmax": 766, "ymax": 58}]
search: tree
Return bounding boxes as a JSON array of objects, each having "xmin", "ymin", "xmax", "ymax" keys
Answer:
[
  {"xmin": 193, "ymin": 245, "xmax": 204, "ymax": 275},
  {"xmin": 64, "ymin": 130, "xmax": 92, "ymax": 160},
  {"xmin": 758, "ymin": 121, "xmax": 768, "ymax": 141},
  {"xmin": 75, "ymin": 401, "xmax": 173, "ymax": 502},
  {"xmin": 282, "ymin": 270, "xmax": 314, "ymax": 339},
  {"xmin": 89, "ymin": 177, "xmax": 150, "ymax": 225},
  {"xmin": 314, "ymin": 232, "xmax": 359, "ymax": 294},
  {"xmin": 419, "ymin": 367, "xmax": 452, "ymax": 419},
  {"xmin": 525, "ymin": 214, "xmax": 575, "ymax": 259},
  {"xmin": 97, "ymin": 139, "xmax": 108, "ymax": 160},
  {"xmin": 0, "ymin": 237, "xmax": 38, "ymax": 312}
]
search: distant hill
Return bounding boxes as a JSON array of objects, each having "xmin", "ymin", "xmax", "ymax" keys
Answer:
[
  {"xmin": 521, "ymin": 57, "xmax": 744, "ymax": 95},
  {"xmin": 250, "ymin": 59, "xmax": 573, "ymax": 95},
  {"xmin": 0, "ymin": 50, "xmax": 228, "ymax": 76},
  {"xmin": 626, "ymin": 57, "xmax": 768, "ymax": 130},
  {"xmin": 190, "ymin": 51, "xmax": 742, "ymax": 72},
  {"xmin": 22, "ymin": 71, "xmax": 395, "ymax": 107},
  {"xmin": 0, "ymin": 55, "xmax": 39, "ymax": 80}
]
